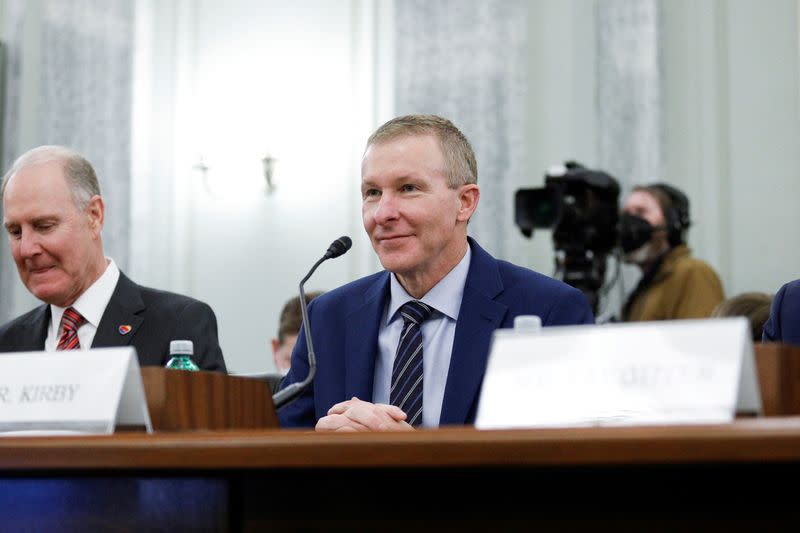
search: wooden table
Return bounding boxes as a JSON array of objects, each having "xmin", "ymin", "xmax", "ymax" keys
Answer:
[{"xmin": 2, "ymin": 419, "xmax": 800, "ymax": 531}]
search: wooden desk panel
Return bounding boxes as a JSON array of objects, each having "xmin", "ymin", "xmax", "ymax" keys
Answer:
[
  {"xmin": 2, "ymin": 421, "xmax": 800, "ymax": 530},
  {"xmin": 1, "ymin": 418, "xmax": 800, "ymax": 470},
  {"xmin": 755, "ymin": 343, "xmax": 800, "ymax": 415},
  {"xmin": 140, "ymin": 368, "xmax": 278, "ymax": 430}
]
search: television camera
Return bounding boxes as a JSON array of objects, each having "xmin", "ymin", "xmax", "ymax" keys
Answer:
[{"xmin": 515, "ymin": 161, "xmax": 620, "ymax": 315}]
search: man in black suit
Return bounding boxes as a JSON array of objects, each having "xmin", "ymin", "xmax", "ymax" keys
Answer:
[{"xmin": 0, "ymin": 145, "xmax": 226, "ymax": 371}]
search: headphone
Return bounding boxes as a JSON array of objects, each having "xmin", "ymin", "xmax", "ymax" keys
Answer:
[{"xmin": 649, "ymin": 183, "xmax": 691, "ymax": 246}]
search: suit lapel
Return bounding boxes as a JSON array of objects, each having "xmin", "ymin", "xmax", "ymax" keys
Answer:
[
  {"xmin": 440, "ymin": 239, "xmax": 508, "ymax": 425},
  {"xmin": 344, "ymin": 273, "xmax": 390, "ymax": 401},
  {"xmin": 92, "ymin": 273, "xmax": 145, "ymax": 348},
  {"xmin": 17, "ymin": 305, "xmax": 51, "ymax": 350}
]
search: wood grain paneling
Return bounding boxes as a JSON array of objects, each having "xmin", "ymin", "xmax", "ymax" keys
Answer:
[{"xmin": 140, "ymin": 368, "xmax": 278, "ymax": 430}]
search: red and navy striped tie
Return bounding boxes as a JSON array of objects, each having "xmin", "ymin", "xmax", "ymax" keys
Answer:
[
  {"xmin": 56, "ymin": 307, "xmax": 85, "ymax": 351},
  {"xmin": 390, "ymin": 300, "xmax": 433, "ymax": 427}
]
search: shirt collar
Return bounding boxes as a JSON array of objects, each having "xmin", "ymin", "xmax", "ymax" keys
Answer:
[
  {"xmin": 50, "ymin": 258, "xmax": 120, "ymax": 329},
  {"xmin": 387, "ymin": 245, "xmax": 472, "ymax": 324}
]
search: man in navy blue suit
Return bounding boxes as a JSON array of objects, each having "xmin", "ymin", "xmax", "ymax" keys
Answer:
[
  {"xmin": 763, "ymin": 279, "xmax": 800, "ymax": 346},
  {"xmin": 279, "ymin": 115, "xmax": 594, "ymax": 431}
]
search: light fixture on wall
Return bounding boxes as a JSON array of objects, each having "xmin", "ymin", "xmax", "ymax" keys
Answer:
[
  {"xmin": 192, "ymin": 153, "xmax": 277, "ymax": 195},
  {"xmin": 262, "ymin": 153, "xmax": 277, "ymax": 194},
  {"xmin": 193, "ymin": 156, "xmax": 212, "ymax": 192}
]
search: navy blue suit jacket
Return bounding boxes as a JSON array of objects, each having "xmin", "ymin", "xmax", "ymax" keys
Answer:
[
  {"xmin": 0, "ymin": 272, "xmax": 227, "ymax": 372},
  {"xmin": 763, "ymin": 279, "xmax": 800, "ymax": 347},
  {"xmin": 278, "ymin": 238, "xmax": 594, "ymax": 428}
]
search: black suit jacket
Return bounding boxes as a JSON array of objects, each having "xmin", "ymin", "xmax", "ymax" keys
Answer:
[{"xmin": 0, "ymin": 272, "xmax": 227, "ymax": 372}]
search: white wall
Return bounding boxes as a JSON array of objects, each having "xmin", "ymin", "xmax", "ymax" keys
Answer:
[
  {"xmin": 725, "ymin": 0, "xmax": 800, "ymax": 295},
  {"xmin": 660, "ymin": 0, "xmax": 800, "ymax": 297}
]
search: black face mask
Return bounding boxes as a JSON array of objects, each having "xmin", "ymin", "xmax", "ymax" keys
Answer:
[{"xmin": 618, "ymin": 213, "xmax": 654, "ymax": 253}]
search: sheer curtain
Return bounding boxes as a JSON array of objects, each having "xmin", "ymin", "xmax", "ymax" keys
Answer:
[
  {"xmin": 0, "ymin": 0, "xmax": 134, "ymax": 322},
  {"xmin": 393, "ymin": 0, "xmax": 662, "ymax": 320},
  {"xmin": 394, "ymin": 0, "xmax": 529, "ymax": 266},
  {"xmin": 595, "ymin": 0, "xmax": 662, "ymax": 319},
  {"xmin": 596, "ymin": 0, "xmax": 662, "ymax": 191}
]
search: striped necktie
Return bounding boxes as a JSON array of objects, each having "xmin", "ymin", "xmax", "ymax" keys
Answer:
[
  {"xmin": 56, "ymin": 307, "xmax": 86, "ymax": 351},
  {"xmin": 390, "ymin": 300, "xmax": 433, "ymax": 427}
]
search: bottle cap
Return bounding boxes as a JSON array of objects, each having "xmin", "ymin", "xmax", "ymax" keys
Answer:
[
  {"xmin": 169, "ymin": 339, "xmax": 194, "ymax": 355},
  {"xmin": 513, "ymin": 315, "xmax": 542, "ymax": 334}
]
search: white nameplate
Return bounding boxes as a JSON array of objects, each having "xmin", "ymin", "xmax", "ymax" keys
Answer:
[
  {"xmin": 0, "ymin": 347, "xmax": 153, "ymax": 435},
  {"xmin": 476, "ymin": 317, "xmax": 761, "ymax": 429}
]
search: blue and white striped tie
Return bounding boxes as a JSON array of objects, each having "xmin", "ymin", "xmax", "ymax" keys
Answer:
[{"xmin": 390, "ymin": 300, "xmax": 433, "ymax": 427}]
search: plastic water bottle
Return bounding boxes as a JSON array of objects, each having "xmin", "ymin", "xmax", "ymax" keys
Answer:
[
  {"xmin": 165, "ymin": 340, "xmax": 200, "ymax": 371},
  {"xmin": 513, "ymin": 315, "xmax": 542, "ymax": 334}
]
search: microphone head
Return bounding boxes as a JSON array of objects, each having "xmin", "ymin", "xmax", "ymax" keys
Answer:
[{"xmin": 325, "ymin": 236, "xmax": 352, "ymax": 259}]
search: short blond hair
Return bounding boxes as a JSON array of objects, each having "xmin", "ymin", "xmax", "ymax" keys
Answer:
[{"xmin": 366, "ymin": 114, "xmax": 477, "ymax": 188}]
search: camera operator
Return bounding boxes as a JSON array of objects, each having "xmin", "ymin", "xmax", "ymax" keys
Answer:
[{"xmin": 618, "ymin": 183, "xmax": 724, "ymax": 321}]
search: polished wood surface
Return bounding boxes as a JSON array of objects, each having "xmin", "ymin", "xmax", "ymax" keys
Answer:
[
  {"xmin": 3, "ymin": 417, "xmax": 800, "ymax": 470},
  {"xmin": 755, "ymin": 342, "xmax": 800, "ymax": 415},
  {"xmin": 140, "ymin": 368, "xmax": 278, "ymax": 430},
  {"xmin": 132, "ymin": 344, "xmax": 795, "ymax": 431}
]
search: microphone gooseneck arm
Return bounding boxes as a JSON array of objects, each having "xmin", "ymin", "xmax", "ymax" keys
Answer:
[{"xmin": 272, "ymin": 236, "xmax": 351, "ymax": 410}]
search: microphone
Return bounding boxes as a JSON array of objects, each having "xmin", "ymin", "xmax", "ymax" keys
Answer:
[
  {"xmin": 272, "ymin": 236, "xmax": 352, "ymax": 410},
  {"xmin": 325, "ymin": 236, "xmax": 352, "ymax": 259}
]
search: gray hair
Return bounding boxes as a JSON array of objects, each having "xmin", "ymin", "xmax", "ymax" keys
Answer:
[
  {"xmin": 366, "ymin": 114, "xmax": 478, "ymax": 188},
  {"xmin": 0, "ymin": 145, "xmax": 101, "ymax": 208}
]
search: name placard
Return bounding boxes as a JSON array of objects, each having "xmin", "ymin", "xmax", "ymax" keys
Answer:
[
  {"xmin": 0, "ymin": 347, "xmax": 152, "ymax": 435},
  {"xmin": 476, "ymin": 317, "xmax": 761, "ymax": 429}
]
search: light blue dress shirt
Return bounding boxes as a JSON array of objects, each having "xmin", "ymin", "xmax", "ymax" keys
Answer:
[{"xmin": 372, "ymin": 246, "xmax": 472, "ymax": 428}]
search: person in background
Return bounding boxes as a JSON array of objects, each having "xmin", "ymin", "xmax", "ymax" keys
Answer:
[
  {"xmin": 0, "ymin": 145, "xmax": 226, "ymax": 371},
  {"xmin": 711, "ymin": 292, "xmax": 773, "ymax": 343},
  {"xmin": 279, "ymin": 114, "xmax": 594, "ymax": 431},
  {"xmin": 263, "ymin": 291, "xmax": 323, "ymax": 393},
  {"xmin": 763, "ymin": 280, "xmax": 800, "ymax": 346},
  {"xmin": 618, "ymin": 183, "xmax": 724, "ymax": 321}
]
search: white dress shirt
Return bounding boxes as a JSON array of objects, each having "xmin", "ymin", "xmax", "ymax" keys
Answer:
[
  {"xmin": 372, "ymin": 246, "xmax": 471, "ymax": 428},
  {"xmin": 45, "ymin": 258, "xmax": 120, "ymax": 351}
]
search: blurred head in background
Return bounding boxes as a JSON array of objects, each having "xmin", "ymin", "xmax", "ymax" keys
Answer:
[
  {"xmin": 712, "ymin": 292, "xmax": 773, "ymax": 342},
  {"xmin": 271, "ymin": 290, "xmax": 324, "ymax": 374}
]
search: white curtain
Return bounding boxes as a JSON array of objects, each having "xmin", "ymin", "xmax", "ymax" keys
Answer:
[
  {"xmin": 0, "ymin": 0, "xmax": 134, "ymax": 322},
  {"xmin": 393, "ymin": 0, "xmax": 662, "ymax": 320},
  {"xmin": 596, "ymin": 0, "xmax": 662, "ymax": 191},
  {"xmin": 595, "ymin": 0, "xmax": 662, "ymax": 320},
  {"xmin": 394, "ymin": 0, "xmax": 529, "ymax": 265}
]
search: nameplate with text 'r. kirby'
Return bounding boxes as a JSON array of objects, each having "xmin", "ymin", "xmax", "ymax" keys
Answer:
[
  {"xmin": 476, "ymin": 317, "xmax": 761, "ymax": 429},
  {"xmin": 0, "ymin": 347, "xmax": 152, "ymax": 435}
]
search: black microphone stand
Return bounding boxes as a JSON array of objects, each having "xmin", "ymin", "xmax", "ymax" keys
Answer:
[{"xmin": 272, "ymin": 237, "xmax": 351, "ymax": 409}]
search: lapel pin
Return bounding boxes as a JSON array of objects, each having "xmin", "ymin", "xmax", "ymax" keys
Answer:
[{"xmin": 118, "ymin": 325, "xmax": 132, "ymax": 335}]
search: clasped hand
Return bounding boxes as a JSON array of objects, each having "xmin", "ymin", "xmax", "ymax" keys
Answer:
[{"xmin": 315, "ymin": 397, "xmax": 415, "ymax": 432}]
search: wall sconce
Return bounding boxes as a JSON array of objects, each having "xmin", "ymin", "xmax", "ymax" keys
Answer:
[
  {"xmin": 262, "ymin": 154, "xmax": 276, "ymax": 194},
  {"xmin": 192, "ymin": 153, "xmax": 277, "ymax": 195},
  {"xmin": 193, "ymin": 156, "xmax": 212, "ymax": 192}
]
